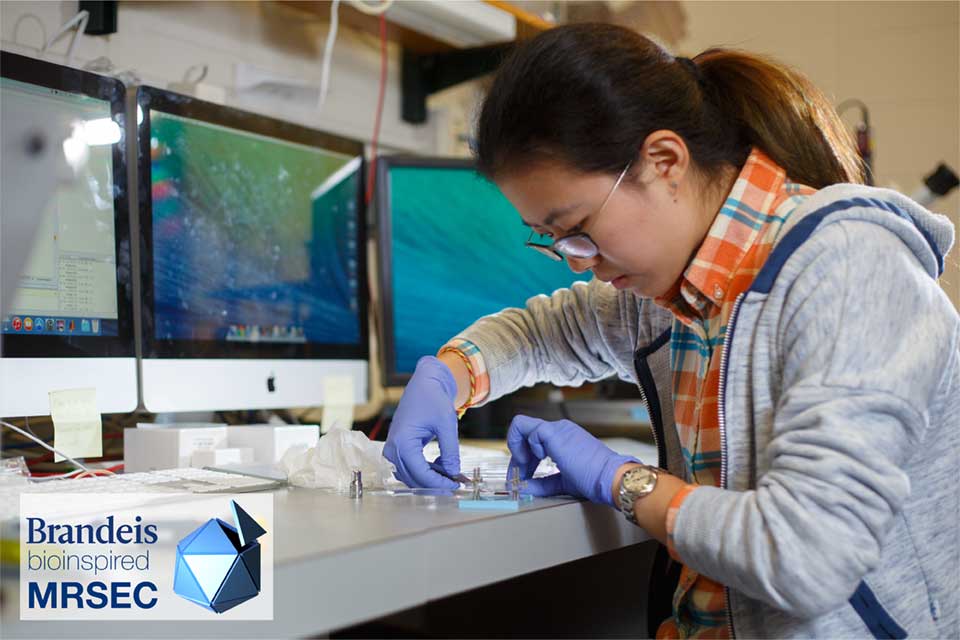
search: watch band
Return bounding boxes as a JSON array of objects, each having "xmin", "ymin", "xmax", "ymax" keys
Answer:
[{"xmin": 618, "ymin": 465, "xmax": 659, "ymax": 526}]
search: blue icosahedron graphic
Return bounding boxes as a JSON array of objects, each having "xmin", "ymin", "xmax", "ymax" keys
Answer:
[{"xmin": 174, "ymin": 500, "xmax": 267, "ymax": 613}]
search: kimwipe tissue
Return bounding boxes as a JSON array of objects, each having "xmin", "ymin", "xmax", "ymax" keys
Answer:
[{"xmin": 280, "ymin": 428, "xmax": 396, "ymax": 491}]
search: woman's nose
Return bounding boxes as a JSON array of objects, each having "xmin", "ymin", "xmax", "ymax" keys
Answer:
[{"xmin": 566, "ymin": 255, "xmax": 598, "ymax": 274}]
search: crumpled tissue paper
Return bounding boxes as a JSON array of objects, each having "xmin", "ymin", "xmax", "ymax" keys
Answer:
[{"xmin": 279, "ymin": 428, "xmax": 396, "ymax": 491}]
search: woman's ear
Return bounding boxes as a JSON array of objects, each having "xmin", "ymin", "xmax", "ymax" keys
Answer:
[{"xmin": 637, "ymin": 130, "xmax": 690, "ymax": 184}]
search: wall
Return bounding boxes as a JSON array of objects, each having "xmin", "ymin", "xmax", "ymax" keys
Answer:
[
  {"xmin": 1, "ymin": 0, "xmax": 444, "ymax": 153},
  {"xmin": 673, "ymin": 0, "xmax": 960, "ymax": 309}
]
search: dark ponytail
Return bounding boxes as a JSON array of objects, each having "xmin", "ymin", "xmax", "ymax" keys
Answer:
[
  {"xmin": 695, "ymin": 48, "xmax": 864, "ymax": 187},
  {"xmin": 476, "ymin": 23, "xmax": 864, "ymax": 189}
]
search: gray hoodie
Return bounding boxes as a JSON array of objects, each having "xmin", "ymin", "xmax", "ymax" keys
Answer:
[{"xmin": 457, "ymin": 184, "xmax": 959, "ymax": 638}]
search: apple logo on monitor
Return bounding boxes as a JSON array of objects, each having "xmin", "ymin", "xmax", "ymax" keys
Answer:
[{"xmin": 267, "ymin": 372, "xmax": 276, "ymax": 393}]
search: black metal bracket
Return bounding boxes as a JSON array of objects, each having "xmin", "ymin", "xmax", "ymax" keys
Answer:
[{"xmin": 401, "ymin": 44, "xmax": 514, "ymax": 125}]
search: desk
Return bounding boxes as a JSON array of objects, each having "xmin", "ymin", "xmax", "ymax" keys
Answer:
[{"xmin": 3, "ymin": 484, "xmax": 651, "ymax": 638}]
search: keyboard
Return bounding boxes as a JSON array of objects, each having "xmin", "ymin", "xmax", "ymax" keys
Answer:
[
  {"xmin": 121, "ymin": 467, "xmax": 283, "ymax": 493},
  {"xmin": 0, "ymin": 467, "xmax": 283, "ymax": 522}
]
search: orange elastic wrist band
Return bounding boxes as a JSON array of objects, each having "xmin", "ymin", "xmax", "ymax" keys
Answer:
[{"xmin": 437, "ymin": 347, "xmax": 475, "ymax": 418}]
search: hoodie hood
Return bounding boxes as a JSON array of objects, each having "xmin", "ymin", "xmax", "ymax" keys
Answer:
[{"xmin": 794, "ymin": 183, "xmax": 955, "ymax": 279}]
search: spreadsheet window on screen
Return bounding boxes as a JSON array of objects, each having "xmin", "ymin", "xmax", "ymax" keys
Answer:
[
  {"xmin": 387, "ymin": 165, "xmax": 591, "ymax": 376},
  {"xmin": 0, "ymin": 77, "xmax": 119, "ymax": 337},
  {"xmin": 148, "ymin": 110, "xmax": 362, "ymax": 346}
]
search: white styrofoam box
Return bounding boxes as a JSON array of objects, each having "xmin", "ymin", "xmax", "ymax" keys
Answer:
[
  {"xmin": 226, "ymin": 424, "xmax": 319, "ymax": 464},
  {"xmin": 191, "ymin": 447, "xmax": 254, "ymax": 468},
  {"xmin": 123, "ymin": 424, "xmax": 228, "ymax": 472}
]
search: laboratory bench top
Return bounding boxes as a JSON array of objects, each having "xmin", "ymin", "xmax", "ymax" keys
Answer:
[{"xmin": 2, "ymin": 482, "xmax": 652, "ymax": 638}]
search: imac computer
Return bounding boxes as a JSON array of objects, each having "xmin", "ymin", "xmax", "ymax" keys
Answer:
[
  {"xmin": 375, "ymin": 157, "xmax": 591, "ymax": 386},
  {"xmin": 0, "ymin": 52, "xmax": 137, "ymax": 417},
  {"xmin": 136, "ymin": 86, "xmax": 368, "ymax": 412}
]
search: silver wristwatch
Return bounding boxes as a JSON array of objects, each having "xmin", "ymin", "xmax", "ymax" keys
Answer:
[{"xmin": 617, "ymin": 465, "xmax": 659, "ymax": 526}]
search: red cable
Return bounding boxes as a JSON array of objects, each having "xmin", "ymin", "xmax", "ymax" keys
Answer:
[
  {"xmin": 368, "ymin": 414, "xmax": 386, "ymax": 441},
  {"xmin": 26, "ymin": 451, "xmax": 121, "ymax": 469},
  {"xmin": 365, "ymin": 13, "xmax": 388, "ymax": 206},
  {"xmin": 30, "ymin": 463, "xmax": 124, "ymax": 478}
]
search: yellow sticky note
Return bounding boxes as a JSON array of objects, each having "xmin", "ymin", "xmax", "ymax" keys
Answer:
[
  {"xmin": 49, "ymin": 388, "xmax": 102, "ymax": 462},
  {"xmin": 321, "ymin": 375, "xmax": 355, "ymax": 434}
]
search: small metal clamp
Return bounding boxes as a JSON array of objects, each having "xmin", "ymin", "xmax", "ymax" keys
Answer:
[
  {"xmin": 509, "ymin": 467, "xmax": 527, "ymax": 501},
  {"xmin": 471, "ymin": 467, "xmax": 484, "ymax": 500},
  {"xmin": 349, "ymin": 469, "xmax": 363, "ymax": 499}
]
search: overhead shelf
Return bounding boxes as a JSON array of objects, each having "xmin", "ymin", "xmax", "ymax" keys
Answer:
[
  {"xmin": 276, "ymin": 0, "xmax": 554, "ymax": 124},
  {"xmin": 276, "ymin": 1, "xmax": 552, "ymax": 53}
]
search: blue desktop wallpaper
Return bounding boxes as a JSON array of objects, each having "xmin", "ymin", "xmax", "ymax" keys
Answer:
[
  {"xmin": 389, "ymin": 166, "xmax": 591, "ymax": 375},
  {"xmin": 150, "ymin": 111, "xmax": 361, "ymax": 345}
]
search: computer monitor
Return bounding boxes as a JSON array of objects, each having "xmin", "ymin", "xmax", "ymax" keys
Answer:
[
  {"xmin": 136, "ymin": 86, "xmax": 368, "ymax": 413},
  {"xmin": 0, "ymin": 52, "xmax": 137, "ymax": 418},
  {"xmin": 376, "ymin": 156, "xmax": 591, "ymax": 386}
]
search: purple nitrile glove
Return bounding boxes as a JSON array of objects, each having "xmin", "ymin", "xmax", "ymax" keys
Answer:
[
  {"xmin": 506, "ymin": 415, "xmax": 640, "ymax": 507},
  {"xmin": 383, "ymin": 356, "xmax": 462, "ymax": 490}
]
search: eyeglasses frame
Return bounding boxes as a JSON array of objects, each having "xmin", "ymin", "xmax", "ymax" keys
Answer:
[{"xmin": 524, "ymin": 161, "xmax": 633, "ymax": 262}]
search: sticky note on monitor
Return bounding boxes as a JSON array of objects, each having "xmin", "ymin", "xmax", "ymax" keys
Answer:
[
  {"xmin": 49, "ymin": 388, "xmax": 102, "ymax": 462},
  {"xmin": 321, "ymin": 375, "xmax": 355, "ymax": 434}
]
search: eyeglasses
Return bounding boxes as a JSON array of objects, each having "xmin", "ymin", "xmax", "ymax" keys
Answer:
[{"xmin": 525, "ymin": 161, "xmax": 632, "ymax": 262}]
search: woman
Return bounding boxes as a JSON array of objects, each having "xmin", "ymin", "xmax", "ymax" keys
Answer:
[{"xmin": 383, "ymin": 24, "xmax": 958, "ymax": 639}]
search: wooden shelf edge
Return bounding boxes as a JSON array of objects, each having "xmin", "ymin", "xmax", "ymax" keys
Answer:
[{"xmin": 483, "ymin": 0, "xmax": 555, "ymax": 33}]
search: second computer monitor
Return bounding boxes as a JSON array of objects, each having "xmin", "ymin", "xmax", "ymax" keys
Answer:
[
  {"xmin": 376, "ymin": 157, "xmax": 591, "ymax": 386},
  {"xmin": 137, "ymin": 86, "xmax": 368, "ymax": 412}
]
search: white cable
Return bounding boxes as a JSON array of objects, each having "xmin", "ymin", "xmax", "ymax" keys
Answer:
[
  {"xmin": 22, "ymin": 467, "xmax": 115, "ymax": 482},
  {"xmin": 82, "ymin": 56, "xmax": 143, "ymax": 87},
  {"xmin": 30, "ymin": 469, "xmax": 87, "ymax": 482},
  {"xmin": 41, "ymin": 9, "xmax": 90, "ymax": 67},
  {"xmin": 64, "ymin": 11, "xmax": 89, "ymax": 66},
  {"xmin": 1, "ymin": 419, "xmax": 93, "ymax": 474},
  {"xmin": 318, "ymin": 0, "xmax": 342, "ymax": 112},
  {"xmin": 11, "ymin": 13, "xmax": 48, "ymax": 51},
  {"xmin": 347, "ymin": 0, "xmax": 394, "ymax": 16},
  {"xmin": 318, "ymin": 0, "xmax": 393, "ymax": 112}
]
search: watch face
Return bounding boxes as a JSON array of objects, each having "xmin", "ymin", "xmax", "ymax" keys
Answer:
[{"xmin": 623, "ymin": 467, "xmax": 657, "ymax": 494}]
